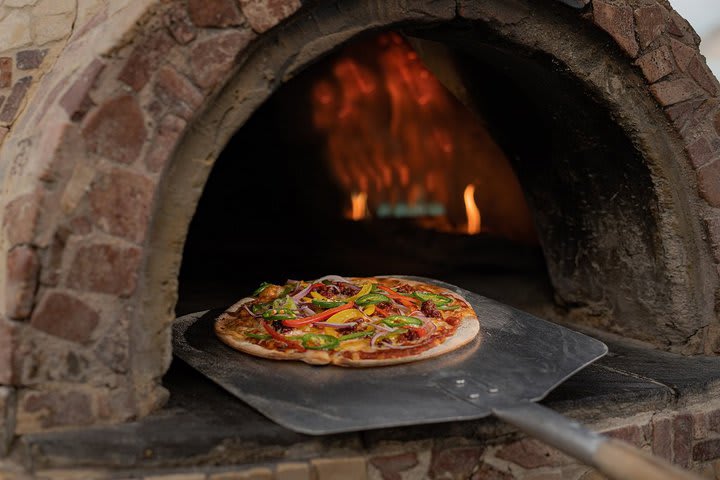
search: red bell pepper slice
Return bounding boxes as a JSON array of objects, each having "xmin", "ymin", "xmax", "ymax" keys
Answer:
[
  {"xmin": 282, "ymin": 301, "xmax": 355, "ymax": 327},
  {"xmin": 377, "ymin": 286, "xmax": 420, "ymax": 309},
  {"xmin": 262, "ymin": 321, "xmax": 305, "ymax": 351}
]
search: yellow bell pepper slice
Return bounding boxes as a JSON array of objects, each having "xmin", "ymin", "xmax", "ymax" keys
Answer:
[
  {"xmin": 348, "ymin": 283, "xmax": 373, "ymax": 302},
  {"xmin": 327, "ymin": 308, "xmax": 364, "ymax": 324},
  {"xmin": 362, "ymin": 304, "xmax": 376, "ymax": 316}
]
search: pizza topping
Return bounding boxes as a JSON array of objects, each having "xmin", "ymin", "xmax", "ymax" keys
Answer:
[
  {"xmin": 381, "ymin": 315, "xmax": 423, "ymax": 328},
  {"xmin": 355, "ymin": 293, "xmax": 391, "ymax": 306},
  {"xmin": 298, "ymin": 333, "xmax": 340, "ymax": 350},
  {"xmin": 421, "ymin": 300, "xmax": 441, "ymax": 318},
  {"xmin": 412, "ymin": 291, "xmax": 452, "ymax": 306},
  {"xmin": 257, "ymin": 284, "xmax": 285, "ymax": 302},
  {"xmin": 312, "ymin": 299, "xmax": 346, "ymax": 308},
  {"xmin": 339, "ymin": 330, "xmax": 374, "ymax": 341},
  {"xmin": 282, "ymin": 301, "xmax": 356, "ymax": 327},
  {"xmin": 262, "ymin": 309, "xmax": 297, "ymax": 321},
  {"xmin": 262, "ymin": 321, "xmax": 305, "ymax": 351}
]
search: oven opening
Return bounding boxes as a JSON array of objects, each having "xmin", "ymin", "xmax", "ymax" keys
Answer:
[{"xmin": 176, "ymin": 31, "xmax": 552, "ymax": 318}]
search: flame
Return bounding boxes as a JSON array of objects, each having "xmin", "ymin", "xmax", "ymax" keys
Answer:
[
  {"xmin": 310, "ymin": 32, "xmax": 538, "ymax": 244},
  {"xmin": 350, "ymin": 192, "xmax": 368, "ymax": 220},
  {"xmin": 464, "ymin": 184, "xmax": 481, "ymax": 235}
]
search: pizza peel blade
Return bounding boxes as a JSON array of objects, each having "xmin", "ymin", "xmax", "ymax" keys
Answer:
[{"xmin": 173, "ymin": 275, "xmax": 607, "ymax": 434}]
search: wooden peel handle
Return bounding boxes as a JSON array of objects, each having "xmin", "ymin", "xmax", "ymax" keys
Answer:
[
  {"xmin": 593, "ymin": 439, "xmax": 700, "ymax": 480},
  {"xmin": 494, "ymin": 403, "xmax": 702, "ymax": 480}
]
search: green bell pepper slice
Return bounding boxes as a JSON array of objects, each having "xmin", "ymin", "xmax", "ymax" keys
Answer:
[
  {"xmin": 412, "ymin": 291, "xmax": 451, "ymax": 305},
  {"xmin": 262, "ymin": 308, "xmax": 297, "ymax": 321},
  {"xmin": 339, "ymin": 330, "xmax": 374, "ymax": 341},
  {"xmin": 300, "ymin": 333, "xmax": 340, "ymax": 350},
  {"xmin": 355, "ymin": 293, "xmax": 391, "ymax": 306},
  {"xmin": 312, "ymin": 299, "xmax": 346, "ymax": 309},
  {"xmin": 382, "ymin": 315, "xmax": 423, "ymax": 328}
]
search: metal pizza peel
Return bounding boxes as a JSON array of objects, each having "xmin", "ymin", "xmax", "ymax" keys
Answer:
[{"xmin": 173, "ymin": 276, "xmax": 698, "ymax": 480}]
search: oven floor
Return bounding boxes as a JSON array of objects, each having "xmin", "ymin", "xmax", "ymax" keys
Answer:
[{"xmin": 16, "ymin": 331, "xmax": 720, "ymax": 471}]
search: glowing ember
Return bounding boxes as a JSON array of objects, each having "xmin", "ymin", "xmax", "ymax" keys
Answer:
[
  {"xmin": 464, "ymin": 184, "xmax": 481, "ymax": 235},
  {"xmin": 311, "ymin": 32, "xmax": 537, "ymax": 244},
  {"xmin": 350, "ymin": 192, "xmax": 368, "ymax": 220}
]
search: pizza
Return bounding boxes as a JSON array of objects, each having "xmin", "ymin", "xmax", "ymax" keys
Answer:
[{"xmin": 214, "ymin": 276, "xmax": 479, "ymax": 367}]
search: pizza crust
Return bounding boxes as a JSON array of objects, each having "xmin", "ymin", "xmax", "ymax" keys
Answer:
[{"xmin": 214, "ymin": 278, "xmax": 480, "ymax": 367}]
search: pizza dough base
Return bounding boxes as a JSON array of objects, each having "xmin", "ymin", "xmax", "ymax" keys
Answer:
[{"xmin": 214, "ymin": 279, "xmax": 480, "ymax": 367}]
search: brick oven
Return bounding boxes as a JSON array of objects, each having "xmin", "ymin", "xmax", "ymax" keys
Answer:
[{"xmin": 2, "ymin": 0, "xmax": 720, "ymax": 478}]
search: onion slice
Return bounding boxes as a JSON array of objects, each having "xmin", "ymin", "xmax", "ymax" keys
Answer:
[
  {"xmin": 314, "ymin": 274, "xmax": 352, "ymax": 284},
  {"xmin": 314, "ymin": 321, "xmax": 358, "ymax": 328},
  {"xmin": 291, "ymin": 283, "xmax": 316, "ymax": 302},
  {"xmin": 243, "ymin": 304, "xmax": 261, "ymax": 318}
]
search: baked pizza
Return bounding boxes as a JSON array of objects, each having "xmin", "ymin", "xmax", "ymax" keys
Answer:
[{"xmin": 215, "ymin": 276, "xmax": 479, "ymax": 367}]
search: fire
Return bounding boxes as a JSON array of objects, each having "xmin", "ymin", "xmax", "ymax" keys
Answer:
[
  {"xmin": 350, "ymin": 192, "xmax": 368, "ymax": 220},
  {"xmin": 311, "ymin": 32, "xmax": 537, "ymax": 244},
  {"xmin": 463, "ymin": 184, "xmax": 481, "ymax": 235}
]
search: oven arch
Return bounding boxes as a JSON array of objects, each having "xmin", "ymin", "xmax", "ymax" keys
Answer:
[{"xmin": 0, "ymin": 0, "xmax": 718, "ymax": 431}]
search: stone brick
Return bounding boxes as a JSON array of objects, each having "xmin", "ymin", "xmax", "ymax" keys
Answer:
[
  {"xmin": 0, "ymin": 10, "xmax": 32, "ymax": 51},
  {"xmin": 668, "ymin": 9, "xmax": 700, "ymax": 45},
  {"xmin": 238, "ymin": 0, "xmax": 302, "ymax": 33},
  {"xmin": 652, "ymin": 417, "xmax": 672, "ymax": 461},
  {"xmin": 6, "ymin": 246, "xmax": 39, "ymax": 320},
  {"xmin": 635, "ymin": 46, "xmax": 674, "ymax": 83},
  {"xmin": 429, "ymin": 446, "xmax": 484, "ymax": 478},
  {"xmin": 188, "ymin": 0, "xmax": 243, "ymax": 27},
  {"xmin": 687, "ymin": 56, "xmax": 719, "ymax": 96},
  {"xmin": 715, "ymin": 110, "xmax": 720, "ymax": 136},
  {"xmin": 93, "ymin": 314, "xmax": 129, "ymax": 374},
  {"xmin": 704, "ymin": 216, "xmax": 720, "ymax": 263},
  {"xmin": 145, "ymin": 114, "xmax": 187, "ymax": 173},
  {"xmin": 32, "ymin": 12, "xmax": 74, "ymax": 45},
  {"xmin": 66, "ymin": 243, "xmax": 142, "ymax": 296},
  {"xmin": 4, "ymin": 190, "xmax": 41, "ymax": 246},
  {"xmin": 145, "ymin": 475, "xmax": 206, "ymax": 480},
  {"xmin": 650, "ymin": 79, "xmax": 704, "ymax": 106},
  {"xmin": 470, "ymin": 463, "xmax": 512, "ymax": 480},
  {"xmin": 89, "ymin": 168, "xmax": 155, "ymax": 243},
  {"xmin": 30, "ymin": 291, "xmax": 99, "ymax": 344},
  {"xmin": 673, "ymin": 413, "xmax": 693, "ymax": 468},
  {"xmin": 17, "ymin": 389, "xmax": 93, "ymax": 432},
  {"xmin": 0, "ymin": 76, "xmax": 32, "ymax": 123},
  {"xmin": 164, "ymin": 5, "xmax": 197, "ymax": 45},
  {"xmin": 603, "ymin": 424, "xmax": 645, "ymax": 447},
  {"xmin": 311, "ymin": 457, "xmax": 367, "ymax": 480},
  {"xmin": 496, "ymin": 438, "xmax": 570, "ymax": 469},
  {"xmin": 369, "ymin": 452, "xmax": 418, "ymax": 480},
  {"xmin": 698, "ymin": 160, "xmax": 720, "ymax": 208},
  {"xmin": 190, "ymin": 29, "xmax": 255, "ymax": 89},
  {"xmin": 118, "ymin": 30, "xmax": 175, "ymax": 92},
  {"xmin": 670, "ymin": 38, "xmax": 696, "ymax": 74},
  {"xmin": 82, "ymin": 95, "xmax": 147, "ymax": 165},
  {"xmin": 709, "ymin": 409, "xmax": 720, "ymax": 433},
  {"xmin": 33, "ymin": 0, "xmax": 75, "ymax": 15},
  {"xmin": 693, "ymin": 439, "xmax": 720, "ymax": 462},
  {"xmin": 59, "ymin": 59, "xmax": 105, "ymax": 120},
  {"xmin": 153, "ymin": 66, "xmax": 204, "ymax": 120},
  {"xmin": 0, "ymin": 318, "xmax": 18, "ymax": 384},
  {"xmin": 634, "ymin": 4, "xmax": 667, "ymax": 49},
  {"xmin": 0, "ymin": 387, "xmax": 15, "ymax": 455},
  {"xmin": 592, "ymin": 0, "xmax": 639, "ymax": 58},
  {"xmin": 16, "ymin": 49, "xmax": 48, "ymax": 70},
  {"xmin": 686, "ymin": 137, "xmax": 717, "ymax": 170},
  {"xmin": 0, "ymin": 58, "xmax": 11, "ymax": 88},
  {"xmin": 209, "ymin": 468, "xmax": 272, "ymax": 479},
  {"xmin": 275, "ymin": 463, "xmax": 310, "ymax": 480}
]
